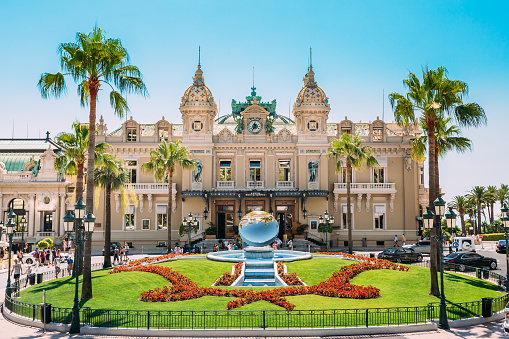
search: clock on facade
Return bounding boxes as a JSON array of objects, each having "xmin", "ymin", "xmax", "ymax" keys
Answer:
[{"xmin": 247, "ymin": 118, "xmax": 263, "ymax": 134}]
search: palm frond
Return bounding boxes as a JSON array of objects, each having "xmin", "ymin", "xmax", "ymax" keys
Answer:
[
  {"xmin": 109, "ymin": 90, "xmax": 130, "ymax": 118},
  {"xmin": 38, "ymin": 73, "xmax": 67, "ymax": 99}
]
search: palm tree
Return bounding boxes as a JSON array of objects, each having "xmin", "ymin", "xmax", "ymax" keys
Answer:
[
  {"xmin": 465, "ymin": 195, "xmax": 477, "ymax": 234},
  {"xmin": 389, "ymin": 66, "xmax": 486, "ymax": 296},
  {"xmin": 470, "ymin": 186, "xmax": 486, "ymax": 235},
  {"xmin": 38, "ymin": 26, "xmax": 147, "ymax": 300},
  {"xmin": 54, "ymin": 122, "xmax": 108, "ymax": 277},
  {"xmin": 327, "ymin": 133, "xmax": 378, "ymax": 254},
  {"xmin": 449, "ymin": 195, "xmax": 467, "ymax": 235},
  {"xmin": 484, "ymin": 186, "xmax": 498, "ymax": 226},
  {"xmin": 498, "ymin": 184, "xmax": 509, "ymax": 209},
  {"xmin": 141, "ymin": 140, "xmax": 195, "ymax": 252},
  {"xmin": 94, "ymin": 154, "xmax": 128, "ymax": 268}
]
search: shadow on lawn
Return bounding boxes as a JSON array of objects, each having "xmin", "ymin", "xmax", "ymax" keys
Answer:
[{"xmin": 445, "ymin": 272, "xmax": 502, "ymax": 292}]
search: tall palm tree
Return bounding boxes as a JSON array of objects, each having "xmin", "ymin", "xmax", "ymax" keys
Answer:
[
  {"xmin": 449, "ymin": 195, "xmax": 467, "ymax": 235},
  {"xmin": 484, "ymin": 186, "xmax": 498, "ymax": 226},
  {"xmin": 38, "ymin": 26, "xmax": 147, "ymax": 300},
  {"xmin": 94, "ymin": 154, "xmax": 128, "ymax": 268},
  {"xmin": 470, "ymin": 186, "xmax": 486, "ymax": 235},
  {"xmin": 389, "ymin": 66, "xmax": 486, "ymax": 296},
  {"xmin": 141, "ymin": 140, "xmax": 195, "ymax": 253},
  {"xmin": 54, "ymin": 122, "xmax": 108, "ymax": 277},
  {"xmin": 465, "ymin": 195, "xmax": 477, "ymax": 234},
  {"xmin": 327, "ymin": 133, "xmax": 378, "ymax": 254},
  {"xmin": 498, "ymin": 184, "xmax": 509, "ymax": 209}
]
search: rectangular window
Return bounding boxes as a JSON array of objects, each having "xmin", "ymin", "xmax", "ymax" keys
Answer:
[
  {"xmin": 338, "ymin": 168, "xmax": 347, "ymax": 183},
  {"xmin": 142, "ymin": 219, "xmax": 150, "ymax": 230},
  {"xmin": 374, "ymin": 204, "xmax": 386, "ymax": 229},
  {"xmin": 158, "ymin": 128, "xmax": 169, "ymax": 142},
  {"xmin": 127, "ymin": 128, "xmax": 137, "ymax": 142},
  {"xmin": 249, "ymin": 160, "xmax": 261, "ymax": 181},
  {"xmin": 341, "ymin": 204, "xmax": 354, "ymax": 230},
  {"xmin": 373, "ymin": 168, "xmax": 385, "ymax": 183},
  {"xmin": 125, "ymin": 205, "xmax": 135, "ymax": 230},
  {"xmin": 278, "ymin": 160, "xmax": 291, "ymax": 181},
  {"xmin": 372, "ymin": 128, "xmax": 383, "ymax": 142},
  {"xmin": 156, "ymin": 205, "xmax": 167, "ymax": 230},
  {"xmin": 126, "ymin": 160, "xmax": 137, "ymax": 183},
  {"xmin": 247, "ymin": 205, "xmax": 264, "ymax": 212},
  {"xmin": 419, "ymin": 167, "xmax": 424, "ymax": 186},
  {"xmin": 310, "ymin": 220, "xmax": 318, "ymax": 230},
  {"xmin": 218, "ymin": 205, "xmax": 234, "ymax": 211},
  {"xmin": 219, "ymin": 160, "xmax": 232, "ymax": 181}
]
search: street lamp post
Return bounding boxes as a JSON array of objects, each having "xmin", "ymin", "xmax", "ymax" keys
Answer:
[
  {"xmin": 63, "ymin": 197, "xmax": 95, "ymax": 334},
  {"xmin": 182, "ymin": 212, "xmax": 198, "ymax": 253},
  {"xmin": 501, "ymin": 204, "xmax": 509, "ymax": 293},
  {"xmin": 445, "ymin": 208, "xmax": 457, "ymax": 254},
  {"xmin": 422, "ymin": 193, "xmax": 455, "ymax": 330},
  {"xmin": 5, "ymin": 212, "xmax": 16, "ymax": 298},
  {"xmin": 318, "ymin": 210, "xmax": 334, "ymax": 251}
]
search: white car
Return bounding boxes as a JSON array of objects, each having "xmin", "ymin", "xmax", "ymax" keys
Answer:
[{"xmin": 22, "ymin": 251, "xmax": 68, "ymax": 265}]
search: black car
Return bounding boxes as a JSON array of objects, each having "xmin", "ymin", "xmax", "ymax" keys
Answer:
[
  {"xmin": 443, "ymin": 251, "xmax": 497, "ymax": 271},
  {"xmin": 377, "ymin": 247, "xmax": 423, "ymax": 263},
  {"xmin": 496, "ymin": 240, "xmax": 507, "ymax": 254}
]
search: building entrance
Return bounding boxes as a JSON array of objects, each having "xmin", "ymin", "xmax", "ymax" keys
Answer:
[
  {"xmin": 216, "ymin": 201, "xmax": 235, "ymax": 239},
  {"xmin": 276, "ymin": 202, "xmax": 294, "ymax": 240}
]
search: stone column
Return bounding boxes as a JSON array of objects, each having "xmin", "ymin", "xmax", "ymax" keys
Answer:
[
  {"xmin": 0, "ymin": 193, "xmax": 3, "ymax": 221},
  {"xmin": 59, "ymin": 193, "xmax": 66, "ymax": 236},
  {"xmin": 28, "ymin": 194, "xmax": 35, "ymax": 237}
]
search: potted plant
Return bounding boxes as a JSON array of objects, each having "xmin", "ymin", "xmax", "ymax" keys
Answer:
[
  {"xmin": 295, "ymin": 224, "xmax": 308, "ymax": 239},
  {"xmin": 205, "ymin": 222, "xmax": 217, "ymax": 239}
]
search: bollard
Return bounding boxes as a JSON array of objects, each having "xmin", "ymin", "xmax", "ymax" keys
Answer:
[{"xmin": 477, "ymin": 269, "xmax": 482, "ymax": 279}]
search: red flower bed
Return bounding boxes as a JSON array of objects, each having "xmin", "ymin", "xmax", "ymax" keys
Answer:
[
  {"xmin": 214, "ymin": 262, "xmax": 243, "ymax": 286},
  {"xmin": 110, "ymin": 256, "xmax": 409, "ymax": 310},
  {"xmin": 277, "ymin": 262, "xmax": 304, "ymax": 286}
]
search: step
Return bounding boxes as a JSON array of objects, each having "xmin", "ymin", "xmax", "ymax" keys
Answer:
[
  {"xmin": 245, "ymin": 268, "xmax": 273, "ymax": 274},
  {"xmin": 243, "ymin": 278, "xmax": 276, "ymax": 287}
]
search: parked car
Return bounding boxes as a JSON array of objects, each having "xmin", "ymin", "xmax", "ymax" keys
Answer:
[
  {"xmin": 403, "ymin": 240, "xmax": 431, "ymax": 254},
  {"xmin": 496, "ymin": 240, "xmax": 507, "ymax": 254},
  {"xmin": 450, "ymin": 237, "xmax": 475, "ymax": 252},
  {"xmin": 443, "ymin": 251, "xmax": 497, "ymax": 271},
  {"xmin": 377, "ymin": 247, "xmax": 423, "ymax": 263},
  {"xmin": 23, "ymin": 251, "xmax": 68, "ymax": 265}
]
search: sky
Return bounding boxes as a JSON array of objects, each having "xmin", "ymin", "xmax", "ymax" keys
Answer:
[{"xmin": 0, "ymin": 0, "xmax": 508, "ymax": 217}]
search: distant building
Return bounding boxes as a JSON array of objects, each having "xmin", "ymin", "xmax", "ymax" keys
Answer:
[{"xmin": 0, "ymin": 60, "xmax": 429, "ymax": 251}]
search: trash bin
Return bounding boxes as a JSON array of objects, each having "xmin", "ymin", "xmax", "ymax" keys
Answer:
[
  {"xmin": 40, "ymin": 303, "xmax": 51, "ymax": 324},
  {"xmin": 36, "ymin": 273, "xmax": 43, "ymax": 284},
  {"xmin": 369, "ymin": 253, "xmax": 375, "ymax": 258},
  {"xmin": 483, "ymin": 269, "xmax": 490, "ymax": 279},
  {"xmin": 477, "ymin": 269, "xmax": 482, "ymax": 279},
  {"xmin": 482, "ymin": 297, "xmax": 493, "ymax": 318},
  {"xmin": 28, "ymin": 274, "xmax": 36, "ymax": 286},
  {"xmin": 330, "ymin": 239, "xmax": 333, "ymax": 248},
  {"xmin": 362, "ymin": 238, "xmax": 367, "ymax": 247}
]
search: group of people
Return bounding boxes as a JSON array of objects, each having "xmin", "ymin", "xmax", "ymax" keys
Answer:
[
  {"xmin": 393, "ymin": 234, "xmax": 407, "ymax": 247},
  {"xmin": 111, "ymin": 243, "xmax": 130, "ymax": 265}
]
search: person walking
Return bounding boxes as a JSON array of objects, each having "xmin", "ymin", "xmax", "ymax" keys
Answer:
[
  {"xmin": 11, "ymin": 259, "xmax": 23, "ymax": 288},
  {"xmin": 288, "ymin": 239, "xmax": 293, "ymax": 251},
  {"xmin": 34, "ymin": 249, "xmax": 40, "ymax": 266},
  {"xmin": 113, "ymin": 246, "xmax": 120, "ymax": 265},
  {"xmin": 393, "ymin": 235, "xmax": 399, "ymax": 247},
  {"xmin": 54, "ymin": 255, "xmax": 61, "ymax": 278},
  {"xmin": 24, "ymin": 265, "xmax": 33, "ymax": 288},
  {"xmin": 40, "ymin": 250, "xmax": 45, "ymax": 266},
  {"xmin": 66, "ymin": 256, "xmax": 74, "ymax": 276},
  {"xmin": 401, "ymin": 234, "xmax": 406, "ymax": 246}
]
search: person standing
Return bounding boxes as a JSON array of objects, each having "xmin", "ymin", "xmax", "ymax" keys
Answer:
[
  {"xmin": 393, "ymin": 235, "xmax": 399, "ymax": 247},
  {"xmin": 113, "ymin": 246, "xmax": 120, "ymax": 265},
  {"xmin": 66, "ymin": 256, "xmax": 74, "ymax": 276},
  {"xmin": 54, "ymin": 255, "xmax": 61, "ymax": 278},
  {"xmin": 401, "ymin": 234, "xmax": 406, "ymax": 246},
  {"xmin": 288, "ymin": 239, "xmax": 293, "ymax": 251},
  {"xmin": 40, "ymin": 250, "xmax": 45, "ymax": 266},
  {"xmin": 24, "ymin": 265, "xmax": 33, "ymax": 288}
]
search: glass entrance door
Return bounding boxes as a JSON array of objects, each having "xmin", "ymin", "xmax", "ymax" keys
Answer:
[
  {"xmin": 217, "ymin": 203, "xmax": 235, "ymax": 239},
  {"xmin": 43, "ymin": 212, "xmax": 53, "ymax": 232},
  {"xmin": 276, "ymin": 205, "xmax": 293, "ymax": 239}
]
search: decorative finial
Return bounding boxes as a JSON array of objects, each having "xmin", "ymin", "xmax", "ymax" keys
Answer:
[
  {"xmin": 252, "ymin": 66, "xmax": 255, "ymax": 88},
  {"xmin": 193, "ymin": 47, "xmax": 204, "ymax": 85},
  {"xmin": 198, "ymin": 46, "xmax": 201, "ymax": 67},
  {"xmin": 309, "ymin": 47, "xmax": 312, "ymax": 70}
]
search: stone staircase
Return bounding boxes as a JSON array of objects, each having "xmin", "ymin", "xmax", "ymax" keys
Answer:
[{"xmin": 243, "ymin": 260, "xmax": 276, "ymax": 286}]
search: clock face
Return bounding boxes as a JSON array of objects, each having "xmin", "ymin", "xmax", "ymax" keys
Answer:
[{"xmin": 247, "ymin": 118, "xmax": 263, "ymax": 134}]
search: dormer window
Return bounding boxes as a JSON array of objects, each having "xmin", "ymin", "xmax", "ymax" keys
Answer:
[
  {"xmin": 127, "ymin": 128, "xmax": 137, "ymax": 142},
  {"xmin": 372, "ymin": 128, "xmax": 383, "ymax": 142},
  {"xmin": 308, "ymin": 120, "xmax": 318, "ymax": 131},
  {"xmin": 158, "ymin": 128, "xmax": 169, "ymax": 142}
]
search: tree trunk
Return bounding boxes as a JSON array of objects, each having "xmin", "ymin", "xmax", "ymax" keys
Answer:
[
  {"xmin": 490, "ymin": 202, "xmax": 494, "ymax": 226},
  {"xmin": 76, "ymin": 163, "xmax": 84, "ymax": 200},
  {"xmin": 460, "ymin": 213, "xmax": 465, "ymax": 235},
  {"xmin": 167, "ymin": 171, "xmax": 173, "ymax": 253},
  {"xmin": 82, "ymin": 85, "xmax": 98, "ymax": 301},
  {"xmin": 76, "ymin": 163, "xmax": 84, "ymax": 277},
  {"xmin": 477, "ymin": 203, "xmax": 482, "ymax": 235},
  {"xmin": 103, "ymin": 185, "xmax": 112, "ymax": 268},
  {"xmin": 346, "ymin": 162, "xmax": 353, "ymax": 255},
  {"xmin": 427, "ymin": 116, "xmax": 439, "ymax": 297}
]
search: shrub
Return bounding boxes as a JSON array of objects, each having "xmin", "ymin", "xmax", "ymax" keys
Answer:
[
  {"xmin": 37, "ymin": 237, "xmax": 53, "ymax": 249},
  {"xmin": 205, "ymin": 225, "xmax": 217, "ymax": 235},
  {"xmin": 296, "ymin": 224, "xmax": 308, "ymax": 235},
  {"xmin": 480, "ymin": 233, "xmax": 505, "ymax": 241}
]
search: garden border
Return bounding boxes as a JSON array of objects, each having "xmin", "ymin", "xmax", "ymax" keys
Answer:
[{"xmin": 2, "ymin": 256, "xmax": 508, "ymax": 336}]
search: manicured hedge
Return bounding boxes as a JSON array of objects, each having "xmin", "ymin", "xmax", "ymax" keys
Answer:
[{"xmin": 480, "ymin": 233, "xmax": 506, "ymax": 241}]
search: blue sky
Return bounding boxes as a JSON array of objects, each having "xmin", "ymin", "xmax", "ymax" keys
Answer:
[{"xmin": 1, "ymin": 0, "xmax": 508, "ymax": 213}]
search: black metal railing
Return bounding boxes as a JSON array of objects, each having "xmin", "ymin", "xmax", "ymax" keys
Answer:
[{"xmin": 4, "ymin": 260, "xmax": 509, "ymax": 330}]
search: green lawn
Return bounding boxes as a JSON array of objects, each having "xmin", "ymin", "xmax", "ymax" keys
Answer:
[{"xmin": 18, "ymin": 257, "xmax": 504, "ymax": 313}]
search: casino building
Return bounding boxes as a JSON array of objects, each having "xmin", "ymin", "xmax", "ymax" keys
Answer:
[{"xmin": 0, "ymin": 58, "xmax": 429, "ymax": 251}]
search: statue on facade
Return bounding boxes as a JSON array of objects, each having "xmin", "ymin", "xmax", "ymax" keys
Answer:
[
  {"xmin": 30, "ymin": 158, "xmax": 41, "ymax": 179},
  {"xmin": 308, "ymin": 154, "xmax": 321, "ymax": 182},
  {"xmin": 193, "ymin": 160, "xmax": 202, "ymax": 182}
]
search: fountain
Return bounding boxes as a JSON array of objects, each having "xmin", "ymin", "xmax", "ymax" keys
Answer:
[{"xmin": 206, "ymin": 211, "xmax": 312, "ymax": 286}]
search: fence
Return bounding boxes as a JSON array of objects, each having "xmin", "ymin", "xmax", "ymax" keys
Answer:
[{"xmin": 3, "ymin": 261, "xmax": 509, "ymax": 330}]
